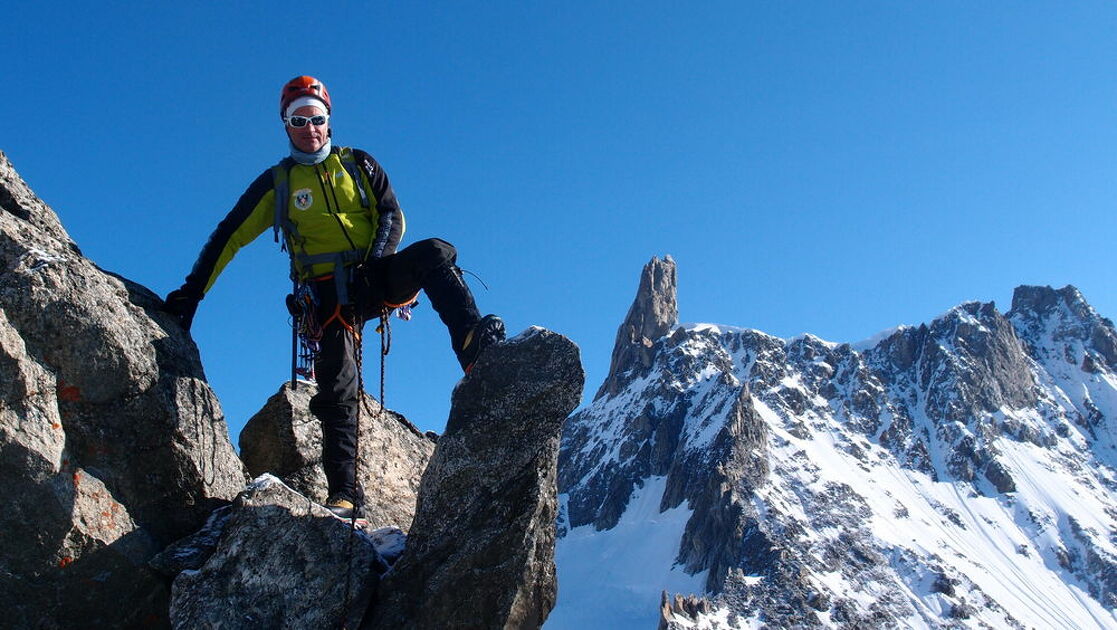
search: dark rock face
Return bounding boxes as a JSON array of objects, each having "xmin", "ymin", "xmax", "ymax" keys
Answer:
[
  {"xmin": 0, "ymin": 151, "xmax": 245, "ymax": 629},
  {"xmin": 597, "ymin": 256, "xmax": 677, "ymax": 399},
  {"xmin": 671, "ymin": 386, "xmax": 773, "ymax": 593},
  {"xmin": 170, "ymin": 476, "xmax": 388, "ymax": 629},
  {"xmin": 366, "ymin": 328, "xmax": 583, "ymax": 630},
  {"xmin": 239, "ymin": 382, "xmax": 436, "ymax": 531},
  {"xmin": 149, "ymin": 506, "xmax": 233, "ymax": 577}
]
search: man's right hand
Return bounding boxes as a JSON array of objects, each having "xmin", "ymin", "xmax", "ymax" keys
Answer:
[
  {"xmin": 353, "ymin": 258, "xmax": 388, "ymax": 316},
  {"xmin": 164, "ymin": 288, "xmax": 201, "ymax": 332}
]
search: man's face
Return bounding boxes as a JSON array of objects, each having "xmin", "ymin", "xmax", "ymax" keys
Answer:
[{"xmin": 286, "ymin": 104, "xmax": 329, "ymax": 153}]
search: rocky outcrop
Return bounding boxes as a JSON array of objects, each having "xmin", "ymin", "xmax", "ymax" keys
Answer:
[
  {"xmin": 659, "ymin": 591, "xmax": 716, "ymax": 630},
  {"xmin": 366, "ymin": 328, "xmax": 583, "ymax": 630},
  {"xmin": 239, "ymin": 382, "xmax": 436, "ymax": 531},
  {"xmin": 597, "ymin": 255, "xmax": 677, "ymax": 399},
  {"xmin": 0, "ymin": 151, "xmax": 246, "ymax": 628},
  {"xmin": 170, "ymin": 475, "xmax": 390, "ymax": 629}
]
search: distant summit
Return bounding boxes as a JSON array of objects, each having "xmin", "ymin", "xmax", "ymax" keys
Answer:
[{"xmin": 553, "ymin": 257, "xmax": 1117, "ymax": 629}]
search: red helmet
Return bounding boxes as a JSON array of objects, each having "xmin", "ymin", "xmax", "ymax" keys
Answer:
[{"xmin": 280, "ymin": 76, "xmax": 331, "ymax": 119}]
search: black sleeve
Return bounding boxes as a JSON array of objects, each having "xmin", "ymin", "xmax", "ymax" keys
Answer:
[
  {"xmin": 181, "ymin": 169, "xmax": 274, "ymax": 297},
  {"xmin": 354, "ymin": 149, "xmax": 404, "ymax": 258}
]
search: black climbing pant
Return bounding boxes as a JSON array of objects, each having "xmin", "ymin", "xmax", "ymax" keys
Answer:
[{"xmin": 307, "ymin": 238, "xmax": 482, "ymax": 503}]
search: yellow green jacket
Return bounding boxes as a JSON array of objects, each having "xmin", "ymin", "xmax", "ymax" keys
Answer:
[{"xmin": 181, "ymin": 146, "xmax": 404, "ymax": 297}]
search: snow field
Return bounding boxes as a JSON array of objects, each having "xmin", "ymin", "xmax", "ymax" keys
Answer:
[{"xmin": 548, "ymin": 476, "xmax": 709, "ymax": 630}]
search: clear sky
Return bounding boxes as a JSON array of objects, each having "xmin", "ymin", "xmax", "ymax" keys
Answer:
[{"xmin": 4, "ymin": 3, "xmax": 1115, "ymax": 442}]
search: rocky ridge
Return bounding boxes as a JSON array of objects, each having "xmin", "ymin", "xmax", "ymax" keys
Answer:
[
  {"xmin": 170, "ymin": 328, "xmax": 582, "ymax": 629},
  {"xmin": 557, "ymin": 256, "xmax": 1117, "ymax": 629},
  {"xmin": 0, "ymin": 150, "xmax": 246, "ymax": 628},
  {"xmin": 1, "ymin": 150, "xmax": 584, "ymax": 630}
]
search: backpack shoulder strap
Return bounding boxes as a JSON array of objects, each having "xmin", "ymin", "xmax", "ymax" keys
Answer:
[
  {"xmin": 271, "ymin": 157, "xmax": 296, "ymax": 246},
  {"xmin": 338, "ymin": 147, "xmax": 370, "ymax": 209}
]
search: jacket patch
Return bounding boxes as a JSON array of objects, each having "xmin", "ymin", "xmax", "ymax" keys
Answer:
[{"xmin": 293, "ymin": 188, "xmax": 313, "ymax": 211}]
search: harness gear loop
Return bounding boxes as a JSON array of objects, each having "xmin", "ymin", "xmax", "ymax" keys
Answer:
[{"xmin": 290, "ymin": 281, "xmax": 324, "ymax": 385}]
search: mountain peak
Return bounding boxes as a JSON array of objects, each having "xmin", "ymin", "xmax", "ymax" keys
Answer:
[
  {"xmin": 1009, "ymin": 284, "xmax": 1117, "ymax": 372},
  {"xmin": 1010, "ymin": 284, "xmax": 1087, "ymax": 317},
  {"xmin": 596, "ymin": 256, "xmax": 678, "ymax": 400}
]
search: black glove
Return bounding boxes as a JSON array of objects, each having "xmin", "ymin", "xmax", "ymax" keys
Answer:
[
  {"xmin": 352, "ymin": 258, "xmax": 387, "ymax": 318},
  {"xmin": 164, "ymin": 288, "xmax": 201, "ymax": 332}
]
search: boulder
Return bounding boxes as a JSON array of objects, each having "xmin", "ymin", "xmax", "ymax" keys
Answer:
[
  {"xmin": 0, "ymin": 150, "xmax": 246, "ymax": 628},
  {"xmin": 239, "ymin": 381, "xmax": 436, "ymax": 531},
  {"xmin": 170, "ymin": 475, "xmax": 389, "ymax": 629},
  {"xmin": 365, "ymin": 327, "xmax": 584, "ymax": 630}
]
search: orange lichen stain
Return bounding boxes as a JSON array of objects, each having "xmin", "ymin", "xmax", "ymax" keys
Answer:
[
  {"xmin": 58, "ymin": 556, "xmax": 73, "ymax": 568},
  {"xmin": 51, "ymin": 422, "xmax": 62, "ymax": 430},
  {"xmin": 101, "ymin": 511, "xmax": 111, "ymax": 518},
  {"xmin": 72, "ymin": 471, "xmax": 82, "ymax": 489},
  {"xmin": 57, "ymin": 384, "xmax": 81, "ymax": 402}
]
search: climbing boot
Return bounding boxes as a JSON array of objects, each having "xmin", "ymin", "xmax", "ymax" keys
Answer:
[
  {"xmin": 457, "ymin": 314, "xmax": 506, "ymax": 373},
  {"xmin": 324, "ymin": 494, "xmax": 361, "ymax": 519}
]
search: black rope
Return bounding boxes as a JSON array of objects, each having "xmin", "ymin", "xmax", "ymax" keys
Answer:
[
  {"xmin": 379, "ymin": 309, "xmax": 390, "ymax": 408},
  {"xmin": 340, "ymin": 310, "xmax": 362, "ymax": 630},
  {"xmin": 291, "ymin": 280, "xmax": 298, "ymax": 389},
  {"xmin": 338, "ymin": 306, "xmax": 391, "ymax": 629}
]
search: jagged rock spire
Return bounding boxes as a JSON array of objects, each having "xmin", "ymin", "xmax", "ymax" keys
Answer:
[{"xmin": 596, "ymin": 256, "xmax": 678, "ymax": 400}]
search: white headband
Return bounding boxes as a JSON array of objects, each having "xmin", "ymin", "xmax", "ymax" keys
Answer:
[{"xmin": 285, "ymin": 96, "xmax": 328, "ymax": 120}]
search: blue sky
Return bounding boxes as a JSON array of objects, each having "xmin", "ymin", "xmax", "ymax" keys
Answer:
[{"xmin": 4, "ymin": 3, "xmax": 1115, "ymax": 441}]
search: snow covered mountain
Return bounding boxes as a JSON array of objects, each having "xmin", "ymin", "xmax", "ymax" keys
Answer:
[{"xmin": 548, "ymin": 257, "xmax": 1117, "ymax": 629}]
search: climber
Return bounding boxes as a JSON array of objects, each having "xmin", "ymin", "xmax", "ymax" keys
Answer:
[{"xmin": 164, "ymin": 75, "xmax": 505, "ymax": 519}]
